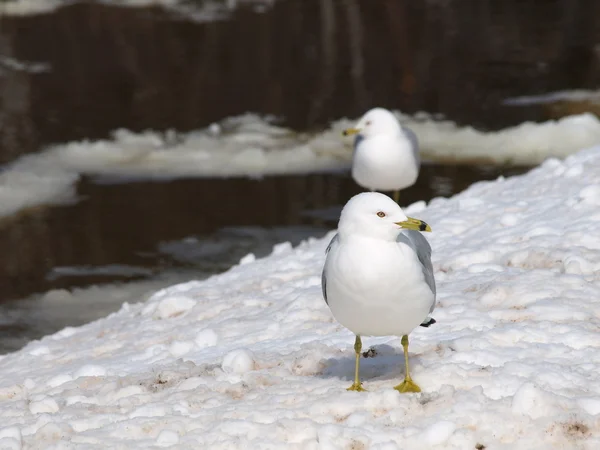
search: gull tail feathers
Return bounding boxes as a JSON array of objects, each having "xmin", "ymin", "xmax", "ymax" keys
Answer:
[{"xmin": 420, "ymin": 317, "xmax": 436, "ymax": 328}]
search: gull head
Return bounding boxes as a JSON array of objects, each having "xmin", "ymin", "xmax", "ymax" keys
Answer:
[
  {"xmin": 343, "ymin": 108, "xmax": 401, "ymax": 139},
  {"xmin": 338, "ymin": 192, "xmax": 431, "ymax": 241}
]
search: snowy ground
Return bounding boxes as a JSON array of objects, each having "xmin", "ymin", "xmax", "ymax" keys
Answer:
[
  {"xmin": 2, "ymin": 112, "xmax": 600, "ymax": 220},
  {"xmin": 2, "ymin": 146, "xmax": 600, "ymax": 449}
]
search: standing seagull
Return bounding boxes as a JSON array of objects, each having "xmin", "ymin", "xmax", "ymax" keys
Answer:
[
  {"xmin": 343, "ymin": 108, "xmax": 420, "ymax": 203},
  {"xmin": 322, "ymin": 192, "xmax": 436, "ymax": 393}
]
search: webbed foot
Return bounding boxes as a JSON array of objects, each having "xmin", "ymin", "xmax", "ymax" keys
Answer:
[
  {"xmin": 393, "ymin": 377, "xmax": 421, "ymax": 393},
  {"xmin": 347, "ymin": 382, "xmax": 367, "ymax": 392}
]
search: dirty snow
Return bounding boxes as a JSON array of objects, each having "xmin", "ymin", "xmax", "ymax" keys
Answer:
[{"xmin": 1, "ymin": 146, "xmax": 600, "ymax": 448}]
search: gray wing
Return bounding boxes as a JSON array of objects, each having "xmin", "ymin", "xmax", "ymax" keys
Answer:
[
  {"xmin": 321, "ymin": 234, "xmax": 339, "ymax": 305},
  {"xmin": 401, "ymin": 125, "xmax": 420, "ymax": 168},
  {"xmin": 397, "ymin": 230, "xmax": 436, "ymax": 313},
  {"xmin": 352, "ymin": 134, "xmax": 365, "ymax": 158}
]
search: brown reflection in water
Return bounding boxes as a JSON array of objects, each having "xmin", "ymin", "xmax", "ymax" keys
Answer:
[{"xmin": 0, "ymin": 164, "xmax": 528, "ymax": 302}]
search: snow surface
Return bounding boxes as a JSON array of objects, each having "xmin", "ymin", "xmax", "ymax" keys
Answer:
[
  {"xmin": 2, "ymin": 146, "xmax": 600, "ymax": 448},
  {"xmin": 2, "ymin": 112, "xmax": 600, "ymax": 220}
]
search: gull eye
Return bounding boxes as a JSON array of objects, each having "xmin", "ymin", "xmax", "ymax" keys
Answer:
[
  {"xmin": 365, "ymin": 120, "xmax": 372, "ymax": 126},
  {"xmin": 376, "ymin": 211, "xmax": 386, "ymax": 218}
]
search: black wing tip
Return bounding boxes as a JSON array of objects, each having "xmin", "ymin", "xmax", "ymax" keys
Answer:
[{"xmin": 420, "ymin": 317, "xmax": 436, "ymax": 328}]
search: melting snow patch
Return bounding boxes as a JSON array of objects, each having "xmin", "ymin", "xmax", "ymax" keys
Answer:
[
  {"xmin": 1, "ymin": 0, "xmax": 276, "ymax": 19},
  {"xmin": 504, "ymin": 89, "xmax": 600, "ymax": 106},
  {"xmin": 2, "ymin": 112, "xmax": 600, "ymax": 220}
]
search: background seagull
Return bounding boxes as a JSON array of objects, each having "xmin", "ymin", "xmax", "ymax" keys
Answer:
[{"xmin": 344, "ymin": 108, "xmax": 421, "ymax": 203}]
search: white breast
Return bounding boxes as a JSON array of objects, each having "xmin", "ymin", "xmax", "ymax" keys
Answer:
[
  {"xmin": 352, "ymin": 134, "xmax": 419, "ymax": 192},
  {"xmin": 324, "ymin": 236, "xmax": 434, "ymax": 336}
]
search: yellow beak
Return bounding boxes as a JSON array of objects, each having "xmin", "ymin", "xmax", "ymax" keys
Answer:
[
  {"xmin": 342, "ymin": 127, "xmax": 361, "ymax": 136},
  {"xmin": 395, "ymin": 217, "xmax": 432, "ymax": 232}
]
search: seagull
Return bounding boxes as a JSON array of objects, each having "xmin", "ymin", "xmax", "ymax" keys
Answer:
[
  {"xmin": 322, "ymin": 192, "xmax": 436, "ymax": 393},
  {"xmin": 343, "ymin": 108, "xmax": 420, "ymax": 203}
]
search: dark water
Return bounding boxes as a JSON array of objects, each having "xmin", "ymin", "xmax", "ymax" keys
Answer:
[
  {"xmin": 3, "ymin": 164, "xmax": 530, "ymax": 300},
  {"xmin": 0, "ymin": 163, "xmax": 528, "ymax": 303}
]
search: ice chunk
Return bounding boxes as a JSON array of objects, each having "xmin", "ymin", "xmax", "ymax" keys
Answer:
[
  {"xmin": 222, "ymin": 349, "xmax": 256, "ymax": 374},
  {"xmin": 194, "ymin": 329, "xmax": 219, "ymax": 348},
  {"xmin": 29, "ymin": 396, "xmax": 60, "ymax": 414},
  {"xmin": 153, "ymin": 296, "xmax": 196, "ymax": 319}
]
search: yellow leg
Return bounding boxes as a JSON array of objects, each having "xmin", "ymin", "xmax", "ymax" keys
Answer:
[
  {"xmin": 347, "ymin": 335, "xmax": 366, "ymax": 392},
  {"xmin": 394, "ymin": 335, "xmax": 421, "ymax": 393},
  {"xmin": 393, "ymin": 190, "xmax": 400, "ymax": 203}
]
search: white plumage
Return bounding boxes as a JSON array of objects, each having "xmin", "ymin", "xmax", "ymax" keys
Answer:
[
  {"xmin": 344, "ymin": 108, "xmax": 420, "ymax": 199},
  {"xmin": 325, "ymin": 236, "xmax": 433, "ymax": 336},
  {"xmin": 322, "ymin": 192, "xmax": 436, "ymax": 393}
]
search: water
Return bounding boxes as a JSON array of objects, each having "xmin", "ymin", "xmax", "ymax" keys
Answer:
[{"xmin": 0, "ymin": 163, "xmax": 528, "ymax": 353}]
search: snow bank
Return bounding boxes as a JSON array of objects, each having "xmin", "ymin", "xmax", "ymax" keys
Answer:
[
  {"xmin": 2, "ymin": 145, "xmax": 600, "ymax": 448},
  {"xmin": 3, "ymin": 112, "xmax": 600, "ymax": 220},
  {"xmin": 1, "ymin": 0, "xmax": 274, "ymax": 19},
  {"xmin": 0, "ymin": 56, "xmax": 51, "ymax": 74},
  {"xmin": 0, "ymin": 0, "xmax": 65, "ymax": 16},
  {"xmin": 412, "ymin": 112, "xmax": 600, "ymax": 165},
  {"xmin": 504, "ymin": 89, "xmax": 600, "ymax": 106}
]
